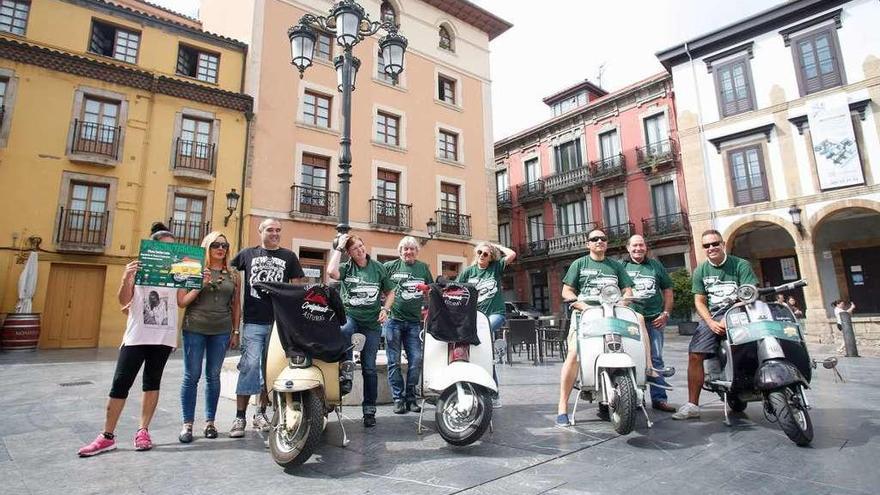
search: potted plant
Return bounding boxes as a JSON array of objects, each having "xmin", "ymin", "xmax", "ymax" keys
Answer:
[{"xmin": 670, "ymin": 268, "xmax": 698, "ymax": 335}]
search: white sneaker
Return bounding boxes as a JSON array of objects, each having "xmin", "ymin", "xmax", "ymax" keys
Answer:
[
  {"xmin": 671, "ymin": 402, "xmax": 700, "ymax": 420},
  {"xmin": 229, "ymin": 417, "xmax": 246, "ymax": 438},
  {"xmin": 252, "ymin": 412, "xmax": 271, "ymax": 432},
  {"xmin": 491, "ymin": 397, "xmax": 502, "ymax": 409}
]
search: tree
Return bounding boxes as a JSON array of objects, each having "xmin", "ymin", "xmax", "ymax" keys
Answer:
[{"xmin": 670, "ymin": 268, "xmax": 695, "ymax": 321}]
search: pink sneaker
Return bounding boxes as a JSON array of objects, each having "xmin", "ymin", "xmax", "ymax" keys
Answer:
[
  {"xmin": 78, "ymin": 434, "xmax": 116, "ymax": 457},
  {"xmin": 134, "ymin": 428, "xmax": 153, "ymax": 451}
]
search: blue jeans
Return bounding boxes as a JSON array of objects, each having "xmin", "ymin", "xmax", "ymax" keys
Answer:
[
  {"xmin": 341, "ymin": 316, "xmax": 381, "ymax": 415},
  {"xmin": 181, "ymin": 331, "xmax": 231, "ymax": 423},
  {"xmin": 646, "ymin": 318, "xmax": 669, "ymax": 404},
  {"xmin": 236, "ymin": 323, "xmax": 272, "ymax": 396},
  {"xmin": 488, "ymin": 314, "xmax": 505, "ymax": 386},
  {"xmin": 383, "ymin": 318, "xmax": 422, "ymax": 403}
]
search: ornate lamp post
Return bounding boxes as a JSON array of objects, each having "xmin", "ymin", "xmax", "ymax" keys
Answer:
[{"xmin": 288, "ymin": 0, "xmax": 407, "ymax": 234}]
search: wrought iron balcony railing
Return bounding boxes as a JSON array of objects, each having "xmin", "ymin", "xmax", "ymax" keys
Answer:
[
  {"xmin": 516, "ymin": 179, "xmax": 546, "ymax": 203},
  {"xmin": 56, "ymin": 207, "xmax": 109, "ymax": 247},
  {"xmin": 497, "ymin": 189, "xmax": 512, "ymax": 209},
  {"xmin": 545, "ymin": 166, "xmax": 590, "ymax": 194},
  {"xmin": 168, "ymin": 218, "xmax": 210, "ymax": 246},
  {"xmin": 606, "ymin": 221, "xmax": 635, "ymax": 246},
  {"xmin": 290, "ymin": 185, "xmax": 339, "ymax": 219},
  {"xmin": 548, "ymin": 222, "xmax": 601, "ymax": 255},
  {"xmin": 636, "ymin": 139, "xmax": 677, "ymax": 170},
  {"xmin": 591, "ymin": 153, "xmax": 626, "ymax": 182},
  {"xmin": 436, "ymin": 209, "xmax": 471, "ymax": 237},
  {"xmin": 642, "ymin": 212, "xmax": 690, "ymax": 241},
  {"xmin": 174, "ymin": 138, "xmax": 216, "ymax": 174},
  {"xmin": 71, "ymin": 119, "xmax": 122, "ymax": 159},
  {"xmin": 369, "ymin": 199, "xmax": 412, "ymax": 230},
  {"xmin": 519, "ymin": 239, "xmax": 549, "ymax": 258}
]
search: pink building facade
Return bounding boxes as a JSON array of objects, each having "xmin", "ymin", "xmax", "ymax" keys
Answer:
[{"xmin": 493, "ymin": 73, "xmax": 696, "ymax": 314}]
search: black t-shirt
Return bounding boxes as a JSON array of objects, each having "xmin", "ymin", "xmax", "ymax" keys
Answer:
[{"xmin": 232, "ymin": 246, "xmax": 305, "ymax": 324}]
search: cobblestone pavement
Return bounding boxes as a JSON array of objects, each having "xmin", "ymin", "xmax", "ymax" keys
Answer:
[{"xmin": 1, "ymin": 334, "xmax": 878, "ymax": 495}]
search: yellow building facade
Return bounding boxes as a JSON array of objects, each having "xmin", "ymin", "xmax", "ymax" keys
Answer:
[{"xmin": 0, "ymin": 0, "xmax": 252, "ymax": 348}]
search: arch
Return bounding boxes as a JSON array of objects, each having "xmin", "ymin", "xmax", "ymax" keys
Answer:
[
  {"xmin": 722, "ymin": 212, "xmax": 801, "ymax": 251},
  {"xmin": 438, "ymin": 23, "xmax": 454, "ymax": 52},
  {"xmin": 808, "ymin": 198, "xmax": 880, "ymax": 234},
  {"xmin": 379, "ymin": 0, "xmax": 400, "ymax": 26}
]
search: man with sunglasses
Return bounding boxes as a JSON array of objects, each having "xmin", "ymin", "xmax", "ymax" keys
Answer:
[
  {"xmin": 672, "ymin": 229, "xmax": 757, "ymax": 420},
  {"xmin": 556, "ymin": 229, "xmax": 634, "ymax": 427}
]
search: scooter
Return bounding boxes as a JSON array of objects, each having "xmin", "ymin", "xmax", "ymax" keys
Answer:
[
  {"xmin": 417, "ymin": 282, "xmax": 497, "ymax": 446},
  {"xmin": 257, "ymin": 282, "xmax": 366, "ymax": 467},
  {"xmin": 704, "ymin": 279, "xmax": 814, "ymax": 446},
  {"xmin": 569, "ymin": 285, "xmax": 664, "ymax": 435}
]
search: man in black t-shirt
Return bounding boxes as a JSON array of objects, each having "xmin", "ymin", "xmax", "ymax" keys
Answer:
[{"xmin": 229, "ymin": 218, "xmax": 304, "ymax": 438}]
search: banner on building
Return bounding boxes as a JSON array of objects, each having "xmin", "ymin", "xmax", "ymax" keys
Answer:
[
  {"xmin": 808, "ymin": 93, "xmax": 865, "ymax": 190},
  {"xmin": 135, "ymin": 240, "xmax": 205, "ymax": 289}
]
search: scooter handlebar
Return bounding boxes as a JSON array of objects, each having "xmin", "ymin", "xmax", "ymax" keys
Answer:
[{"xmin": 758, "ymin": 279, "xmax": 807, "ymax": 295}]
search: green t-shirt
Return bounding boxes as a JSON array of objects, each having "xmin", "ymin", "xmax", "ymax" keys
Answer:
[
  {"xmin": 456, "ymin": 259, "xmax": 507, "ymax": 316},
  {"xmin": 339, "ymin": 258, "xmax": 393, "ymax": 330},
  {"xmin": 692, "ymin": 254, "xmax": 758, "ymax": 312},
  {"xmin": 623, "ymin": 257, "xmax": 672, "ymax": 317},
  {"xmin": 383, "ymin": 259, "xmax": 434, "ymax": 322},
  {"xmin": 562, "ymin": 256, "xmax": 633, "ymax": 301}
]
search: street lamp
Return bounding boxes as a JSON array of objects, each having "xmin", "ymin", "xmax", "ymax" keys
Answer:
[
  {"xmin": 420, "ymin": 218, "xmax": 437, "ymax": 246},
  {"xmin": 788, "ymin": 204, "xmax": 803, "ymax": 237},
  {"xmin": 288, "ymin": 0, "xmax": 408, "ymax": 234},
  {"xmin": 224, "ymin": 188, "xmax": 240, "ymax": 227}
]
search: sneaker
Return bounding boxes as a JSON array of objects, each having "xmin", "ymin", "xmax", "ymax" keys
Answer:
[
  {"xmin": 652, "ymin": 401, "xmax": 676, "ymax": 413},
  {"xmin": 646, "ymin": 374, "xmax": 674, "ymax": 391},
  {"xmin": 393, "ymin": 400, "xmax": 407, "ymax": 414},
  {"xmin": 230, "ymin": 417, "xmax": 246, "ymax": 438},
  {"xmin": 204, "ymin": 424, "xmax": 218, "ymax": 439},
  {"xmin": 492, "ymin": 397, "xmax": 502, "ymax": 409},
  {"xmin": 407, "ymin": 401, "xmax": 422, "ymax": 413},
  {"xmin": 134, "ymin": 428, "xmax": 153, "ymax": 451},
  {"xmin": 252, "ymin": 412, "xmax": 271, "ymax": 432},
  {"xmin": 363, "ymin": 414, "xmax": 376, "ymax": 428},
  {"xmin": 671, "ymin": 402, "xmax": 701, "ymax": 420},
  {"xmin": 555, "ymin": 414, "xmax": 570, "ymax": 427},
  {"xmin": 178, "ymin": 425, "xmax": 193, "ymax": 444},
  {"xmin": 77, "ymin": 434, "xmax": 116, "ymax": 457}
]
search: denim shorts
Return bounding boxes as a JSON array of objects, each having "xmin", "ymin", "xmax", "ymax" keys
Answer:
[{"xmin": 236, "ymin": 322, "xmax": 272, "ymax": 396}]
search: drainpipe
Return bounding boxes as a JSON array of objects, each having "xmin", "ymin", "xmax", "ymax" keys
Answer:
[
  {"xmin": 684, "ymin": 42, "xmax": 718, "ymax": 231},
  {"xmin": 236, "ymin": 110, "xmax": 253, "ymax": 251}
]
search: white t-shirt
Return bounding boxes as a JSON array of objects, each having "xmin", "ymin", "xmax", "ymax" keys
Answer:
[{"xmin": 122, "ymin": 286, "xmax": 179, "ymax": 348}]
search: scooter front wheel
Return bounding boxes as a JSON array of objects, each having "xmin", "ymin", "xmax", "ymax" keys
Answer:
[
  {"xmin": 269, "ymin": 390, "xmax": 325, "ymax": 466},
  {"xmin": 609, "ymin": 373, "xmax": 637, "ymax": 435},
  {"xmin": 435, "ymin": 383, "xmax": 493, "ymax": 446},
  {"xmin": 767, "ymin": 388, "xmax": 813, "ymax": 446}
]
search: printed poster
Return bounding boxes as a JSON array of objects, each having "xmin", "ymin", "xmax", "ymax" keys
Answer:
[
  {"xmin": 808, "ymin": 93, "xmax": 865, "ymax": 190},
  {"xmin": 780, "ymin": 257, "xmax": 798, "ymax": 281},
  {"xmin": 134, "ymin": 239, "xmax": 205, "ymax": 289}
]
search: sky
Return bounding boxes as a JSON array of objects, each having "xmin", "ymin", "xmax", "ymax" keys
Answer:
[{"xmin": 150, "ymin": 0, "xmax": 784, "ymax": 140}]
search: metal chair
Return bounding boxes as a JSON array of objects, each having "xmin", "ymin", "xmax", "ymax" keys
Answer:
[{"xmin": 505, "ymin": 318, "xmax": 539, "ymax": 365}]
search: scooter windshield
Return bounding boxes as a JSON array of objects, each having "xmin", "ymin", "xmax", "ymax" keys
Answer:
[
  {"xmin": 578, "ymin": 316, "xmax": 641, "ymax": 341},
  {"xmin": 727, "ymin": 320, "xmax": 802, "ymax": 346}
]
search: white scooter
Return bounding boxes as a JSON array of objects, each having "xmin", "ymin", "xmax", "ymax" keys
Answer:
[
  {"xmin": 417, "ymin": 282, "xmax": 497, "ymax": 446},
  {"xmin": 570, "ymin": 285, "xmax": 666, "ymax": 435}
]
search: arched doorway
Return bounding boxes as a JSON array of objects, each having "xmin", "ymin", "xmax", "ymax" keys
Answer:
[
  {"xmin": 728, "ymin": 221, "xmax": 805, "ymax": 308},
  {"xmin": 812, "ymin": 207, "xmax": 880, "ymax": 315}
]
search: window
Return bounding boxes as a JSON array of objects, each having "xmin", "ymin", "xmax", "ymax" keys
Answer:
[
  {"xmin": 714, "ymin": 58, "xmax": 755, "ymax": 117},
  {"xmin": 300, "ymin": 153, "xmax": 330, "ymax": 215},
  {"xmin": 376, "ymin": 49, "xmax": 398, "ymax": 85},
  {"xmin": 441, "ymin": 261, "xmax": 461, "ymax": 280},
  {"xmin": 551, "ymin": 91, "xmax": 588, "ymax": 116},
  {"xmin": 73, "ymin": 97, "xmax": 120, "ymax": 156},
  {"xmin": 299, "ymin": 249, "xmax": 327, "ymax": 284},
  {"xmin": 531, "ymin": 272, "xmax": 549, "ymax": 314},
  {"xmin": 439, "ymin": 25, "xmax": 453, "ymax": 51},
  {"xmin": 171, "ymin": 194, "xmax": 207, "ymax": 245},
  {"xmin": 376, "ymin": 169, "xmax": 400, "ymax": 225},
  {"xmin": 89, "ymin": 20, "xmax": 140, "ymax": 63},
  {"xmin": 792, "ymin": 29, "xmax": 844, "ymax": 95},
  {"xmin": 440, "ymin": 182, "xmax": 459, "ymax": 213},
  {"xmin": 380, "ymin": 1, "xmax": 397, "ymax": 26},
  {"xmin": 644, "ymin": 114, "xmax": 668, "ymax": 147},
  {"xmin": 527, "ymin": 214, "xmax": 544, "ymax": 242},
  {"xmin": 315, "ymin": 32, "xmax": 333, "ymax": 61},
  {"xmin": 438, "ymin": 129, "xmax": 458, "ymax": 161},
  {"xmin": 525, "ymin": 158, "xmax": 540, "ymax": 183},
  {"xmin": 554, "ymin": 139, "xmax": 583, "ymax": 173},
  {"xmin": 658, "ymin": 253, "xmax": 687, "ymax": 273},
  {"xmin": 498, "ymin": 223, "xmax": 511, "ymax": 247},
  {"xmin": 303, "ymin": 91, "xmax": 331, "ymax": 128},
  {"xmin": 651, "ymin": 181, "xmax": 677, "ymax": 218},
  {"xmin": 438, "ymin": 75, "xmax": 456, "ymax": 105},
  {"xmin": 0, "ymin": 0, "xmax": 29, "ymax": 36},
  {"xmin": 599, "ymin": 130, "xmax": 619, "ymax": 159},
  {"xmin": 557, "ymin": 200, "xmax": 587, "ymax": 236},
  {"xmin": 177, "ymin": 45, "xmax": 219, "ymax": 84},
  {"xmin": 495, "ymin": 169, "xmax": 509, "ymax": 192},
  {"xmin": 604, "ymin": 193, "xmax": 627, "ymax": 227},
  {"xmin": 728, "ymin": 145, "xmax": 769, "ymax": 205},
  {"xmin": 376, "ymin": 111, "xmax": 399, "ymax": 146},
  {"xmin": 60, "ymin": 182, "xmax": 109, "ymax": 245},
  {"xmin": 176, "ymin": 117, "xmax": 213, "ymax": 172},
  {"xmin": 0, "ymin": 78, "xmax": 7, "ymax": 121}
]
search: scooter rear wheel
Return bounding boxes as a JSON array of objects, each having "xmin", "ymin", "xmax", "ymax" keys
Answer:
[
  {"xmin": 767, "ymin": 388, "xmax": 813, "ymax": 447},
  {"xmin": 435, "ymin": 384, "xmax": 493, "ymax": 446},
  {"xmin": 269, "ymin": 390, "xmax": 325, "ymax": 466}
]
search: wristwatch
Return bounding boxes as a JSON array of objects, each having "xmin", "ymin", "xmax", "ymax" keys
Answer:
[
  {"xmin": 232, "ymin": 329, "xmax": 240, "ymax": 335},
  {"xmin": 661, "ymin": 311, "xmax": 670, "ymax": 318}
]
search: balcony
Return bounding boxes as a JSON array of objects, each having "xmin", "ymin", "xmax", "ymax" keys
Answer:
[
  {"xmin": 606, "ymin": 222, "xmax": 635, "ymax": 246},
  {"xmin": 548, "ymin": 223, "xmax": 600, "ymax": 255},
  {"xmin": 636, "ymin": 139, "xmax": 677, "ymax": 173},
  {"xmin": 545, "ymin": 166, "xmax": 590, "ymax": 195},
  {"xmin": 519, "ymin": 239, "xmax": 549, "ymax": 258},
  {"xmin": 55, "ymin": 207, "xmax": 109, "ymax": 251},
  {"xmin": 497, "ymin": 189, "xmax": 512, "ymax": 210},
  {"xmin": 516, "ymin": 180, "xmax": 546, "ymax": 204},
  {"xmin": 369, "ymin": 199, "xmax": 412, "ymax": 230},
  {"xmin": 71, "ymin": 119, "xmax": 122, "ymax": 160},
  {"xmin": 642, "ymin": 212, "xmax": 690, "ymax": 242},
  {"xmin": 169, "ymin": 218, "xmax": 210, "ymax": 246},
  {"xmin": 173, "ymin": 138, "xmax": 216, "ymax": 179},
  {"xmin": 591, "ymin": 153, "xmax": 626, "ymax": 184},
  {"xmin": 436, "ymin": 209, "xmax": 472, "ymax": 238},
  {"xmin": 290, "ymin": 185, "xmax": 339, "ymax": 221}
]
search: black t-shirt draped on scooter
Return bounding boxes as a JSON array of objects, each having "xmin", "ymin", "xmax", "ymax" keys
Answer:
[{"xmin": 426, "ymin": 282, "xmax": 481, "ymax": 346}]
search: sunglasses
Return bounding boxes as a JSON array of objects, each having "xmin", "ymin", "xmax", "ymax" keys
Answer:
[
  {"xmin": 477, "ymin": 250, "xmax": 491, "ymax": 257},
  {"xmin": 210, "ymin": 242, "xmax": 230, "ymax": 250},
  {"xmin": 702, "ymin": 241, "xmax": 722, "ymax": 249},
  {"xmin": 588, "ymin": 236, "xmax": 607, "ymax": 243}
]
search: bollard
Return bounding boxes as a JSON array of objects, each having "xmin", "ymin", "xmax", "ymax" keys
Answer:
[{"xmin": 839, "ymin": 311, "xmax": 859, "ymax": 358}]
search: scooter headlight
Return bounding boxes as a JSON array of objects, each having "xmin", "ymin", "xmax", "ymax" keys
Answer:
[
  {"xmin": 736, "ymin": 284, "xmax": 758, "ymax": 304},
  {"xmin": 599, "ymin": 285, "xmax": 622, "ymax": 305}
]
